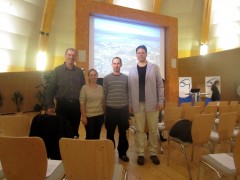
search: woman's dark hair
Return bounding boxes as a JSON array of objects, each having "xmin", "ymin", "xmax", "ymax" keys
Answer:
[{"xmin": 213, "ymin": 80, "xmax": 219, "ymax": 85}]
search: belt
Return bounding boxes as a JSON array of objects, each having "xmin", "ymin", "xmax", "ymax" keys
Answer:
[{"xmin": 57, "ymin": 98, "xmax": 79, "ymax": 103}]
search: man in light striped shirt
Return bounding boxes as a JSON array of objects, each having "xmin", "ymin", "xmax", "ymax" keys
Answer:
[{"xmin": 103, "ymin": 57, "xmax": 130, "ymax": 162}]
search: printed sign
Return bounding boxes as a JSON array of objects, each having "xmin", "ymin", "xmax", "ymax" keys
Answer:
[{"xmin": 205, "ymin": 76, "xmax": 221, "ymax": 98}]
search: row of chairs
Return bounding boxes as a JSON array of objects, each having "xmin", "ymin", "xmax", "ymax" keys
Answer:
[
  {"xmin": 160, "ymin": 104, "xmax": 240, "ymax": 179},
  {"xmin": 0, "ymin": 114, "xmax": 128, "ymax": 180},
  {"xmin": 177, "ymin": 100, "xmax": 239, "ymax": 108},
  {"xmin": 0, "ymin": 137, "xmax": 127, "ymax": 180}
]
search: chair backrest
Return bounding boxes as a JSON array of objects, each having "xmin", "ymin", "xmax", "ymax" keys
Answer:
[
  {"xmin": 164, "ymin": 107, "xmax": 182, "ymax": 130},
  {"xmin": 180, "ymin": 102, "xmax": 192, "ymax": 107},
  {"xmin": 165, "ymin": 102, "xmax": 178, "ymax": 108},
  {"xmin": 191, "ymin": 113, "xmax": 215, "ymax": 145},
  {"xmin": 29, "ymin": 114, "xmax": 74, "ymax": 160},
  {"xmin": 182, "ymin": 106, "xmax": 202, "ymax": 121},
  {"xmin": 218, "ymin": 105, "xmax": 234, "ymax": 115},
  {"xmin": 233, "ymin": 132, "xmax": 240, "ymax": 175},
  {"xmin": 230, "ymin": 101, "xmax": 239, "ymax": 105},
  {"xmin": 0, "ymin": 136, "xmax": 47, "ymax": 180},
  {"xmin": 0, "ymin": 115, "xmax": 31, "ymax": 136},
  {"xmin": 193, "ymin": 101, "xmax": 205, "ymax": 107},
  {"xmin": 59, "ymin": 138, "xmax": 115, "ymax": 180},
  {"xmin": 207, "ymin": 101, "xmax": 219, "ymax": 106},
  {"xmin": 202, "ymin": 105, "xmax": 218, "ymax": 115},
  {"xmin": 234, "ymin": 104, "xmax": 240, "ymax": 124},
  {"xmin": 218, "ymin": 112, "xmax": 238, "ymax": 140},
  {"xmin": 219, "ymin": 101, "xmax": 230, "ymax": 106}
]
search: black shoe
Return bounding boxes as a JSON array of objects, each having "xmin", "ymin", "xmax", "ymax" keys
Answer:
[
  {"xmin": 150, "ymin": 155, "xmax": 160, "ymax": 165},
  {"xmin": 137, "ymin": 156, "xmax": 145, "ymax": 165},
  {"xmin": 119, "ymin": 155, "xmax": 129, "ymax": 162}
]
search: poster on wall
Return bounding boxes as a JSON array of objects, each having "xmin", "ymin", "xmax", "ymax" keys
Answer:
[
  {"xmin": 179, "ymin": 77, "xmax": 192, "ymax": 103},
  {"xmin": 205, "ymin": 76, "xmax": 221, "ymax": 100}
]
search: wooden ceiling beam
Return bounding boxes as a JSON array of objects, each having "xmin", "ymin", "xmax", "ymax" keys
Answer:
[
  {"xmin": 201, "ymin": 0, "xmax": 212, "ymax": 44},
  {"xmin": 153, "ymin": 0, "xmax": 162, "ymax": 13},
  {"xmin": 38, "ymin": 0, "xmax": 57, "ymax": 50},
  {"xmin": 104, "ymin": 0, "xmax": 113, "ymax": 4}
]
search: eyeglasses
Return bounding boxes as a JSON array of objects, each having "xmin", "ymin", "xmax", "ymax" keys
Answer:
[{"xmin": 66, "ymin": 54, "xmax": 76, "ymax": 58}]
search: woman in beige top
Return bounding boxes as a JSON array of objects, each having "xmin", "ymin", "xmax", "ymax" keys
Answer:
[{"xmin": 80, "ymin": 69, "xmax": 104, "ymax": 139}]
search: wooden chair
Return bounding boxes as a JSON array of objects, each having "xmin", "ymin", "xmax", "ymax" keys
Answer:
[
  {"xmin": 231, "ymin": 105, "xmax": 240, "ymax": 149},
  {"xmin": 193, "ymin": 102, "xmax": 205, "ymax": 113},
  {"xmin": 180, "ymin": 102, "xmax": 192, "ymax": 107},
  {"xmin": 202, "ymin": 105, "xmax": 218, "ymax": 115},
  {"xmin": 0, "ymin": 114, "xmax": 31, "ymax": 136},
  {"xmin": 158, "ymin": 107, "xmax": 183, "ymax": 132},
  {"xmin": 168, "ymin": 113, "xmax": 215, "ymax": 180},
  {"xmin": 218, "ymin": 105, "xmax": 234, "ymax": 115},
  {"xmin": 207, "ymin": 101, "xmax": 219, "ymax": 106},
  {"xmin": 193, "ymin": 101, "xmax": 205, "ymax": 107},
  {"xmin": 230, "ymin": 100, "xmax": 239, "ymax": 105},
  {"xmin": 198, "ymin": 132, "xmax": 240, "ymax": 179},
  {"xmin": 209, "ymin": 112, "xmax": 238, "ymax": 153},
  {"xmin": 215, "ymin": 105, "xmax": 235, "ymax": 126},
  {"xmin": 0, "ymin": 136, "xmax": 64, "ymax": 180},
  {"xmin": 59, "ymin": 138, "xmax": 127, "ymax": 180},
  {"xmin": 164, "ymin": 102, "xmax": 178, "ymax": 108},
  {"xmin": 182, "ymin": 106, "xmax": 202, "ymax": 121},
  {"xmin": 218, "ymin": 101, "xmax": 230, "ymax": 106}
]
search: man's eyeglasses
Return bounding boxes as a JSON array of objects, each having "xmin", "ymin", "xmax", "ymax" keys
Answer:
[{"xmin": 66, "ymin": 54, "xmax": 76, "ymax": 58}]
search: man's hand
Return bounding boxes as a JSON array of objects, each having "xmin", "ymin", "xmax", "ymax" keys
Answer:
[{"xmin": 157, "ymin": 104, "xmax": 164, "ymax": 111}]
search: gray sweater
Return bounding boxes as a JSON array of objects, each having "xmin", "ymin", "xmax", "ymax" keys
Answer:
[{"xmin": 103, "ymin": 73, "xmax": 128, "ymax": 109}]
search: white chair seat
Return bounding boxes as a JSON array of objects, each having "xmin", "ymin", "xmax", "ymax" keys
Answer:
[
  {"xmin": 215, "ymin": 118, "xmax": 219, "ymax": 124},
  {"xmin": 210, "ymin": 130, "xmax": 220, "ymax": 141},
  {"xmin": 233, "ymin": 128, "xmax": 239, "ymax": 137},
  {"xmin": 201, "ymin": 153, "xmax": 235, "ymax": 176},
  {"xmin": 46, "ymin": 160, "xmax": 64, "ymax": 180},
  {"xmin": 113, "ymin": 164, "xmax": 126, "ymax": 180},
  {"xmin": 0, "ymin": 160, "xmax": 64, "ymax": 180}
]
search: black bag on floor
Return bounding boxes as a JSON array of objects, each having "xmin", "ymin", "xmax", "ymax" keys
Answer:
[
  {"xmin": 29, "ymin": 114, "xmax": 74, "ymax": 160},
  {"xmin": 169, "ymin": 119, "xmax": 192, "ymax": 143}
]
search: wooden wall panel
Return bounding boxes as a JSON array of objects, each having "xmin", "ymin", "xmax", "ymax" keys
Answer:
[
  {"xmin": 0, "ymin": 72, "xmax": 42, "ymax": 114},
  {"xmin": 178, "ymin": 48, "xmax": 240, "ymax": 101},
  {"xmin": 75, "ymin": 0, "xmax": 178, "ymax": 103}
]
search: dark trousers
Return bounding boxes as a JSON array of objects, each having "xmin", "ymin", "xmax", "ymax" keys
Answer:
[
  {"xmin": 56, "ymin": 100, "xmax": 80, "ymax": 137},
  {"xmin": 105, "ymin": 106, "xmax": 129, "ymax": 157},
  {"xmin": 84, "ymin": 115, "xmax": 104, "ymax": 139}
]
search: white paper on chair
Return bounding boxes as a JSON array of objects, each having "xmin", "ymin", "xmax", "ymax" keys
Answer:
[
  {"xmin": 46, "ymin": 160, "xmax": 61, "ymax": 177},
  {"xmin": 209, "ymin": 153, "xmax": 235, "ymax": 170}
]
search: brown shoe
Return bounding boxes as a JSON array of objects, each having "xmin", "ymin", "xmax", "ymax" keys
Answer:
[
  {"xmin": 137, "ymin": 156, "xmax": 145, "ymax": 165},
  {"xmin": 150, "ymin": 155, "xmax": 160, "ymax": 165}
]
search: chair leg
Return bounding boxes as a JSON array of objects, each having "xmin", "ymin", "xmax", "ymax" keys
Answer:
[
  {"xmin": 191, "ymin": 145, "xmax": 194, "ymax": 161},
  {"xmin": 197, "ymin": 161, "xmax": 202, "ymax": 180},
  {"xmin": 157, "ymin": 130, "xmax": 164, "ymax": 154},
  {"xmin": 180, "ymin": 143, "xmax": 192, "ymax": 180},
  {"xmin": 200, "ymin": 160, "xmax": 223, "ymax": 180},
  {"xmin": 167, "ymin": 137, "xmax": 170, "ymax": 166}
]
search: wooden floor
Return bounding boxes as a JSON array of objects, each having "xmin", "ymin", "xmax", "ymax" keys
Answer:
[{"xmin": 78, "ymin": 123, "xmax": 233, "ymax": 180}]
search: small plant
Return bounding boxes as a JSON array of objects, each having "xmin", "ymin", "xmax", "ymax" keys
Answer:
[
  {"xmin": 35, "ymin": 89, "xmax": 46, "ymax": 111},
  {"xmin": 34, "ymin": 72, "xmax": 51, "ymax": 112},
  {"xmin": 11, "ymin": 91, "xmax": 24, "ymax": 112}
]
